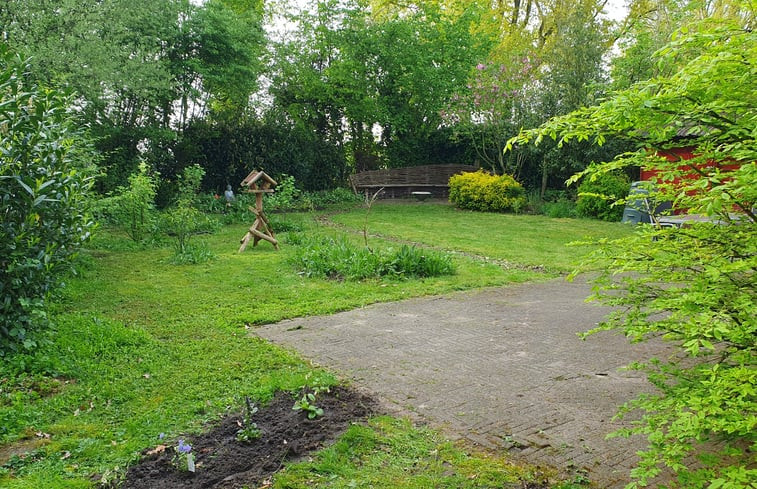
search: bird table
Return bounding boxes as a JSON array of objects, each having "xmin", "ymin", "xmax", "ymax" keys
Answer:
[{"xmin": 238, "ymin": 170, "xmax": 279, "ymax": 252}]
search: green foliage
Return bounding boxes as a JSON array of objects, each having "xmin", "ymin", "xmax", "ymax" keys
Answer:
[
  {"xmin": 0, "ymin": 0, "xmax": 267, "ymax": 197},
  {"xmin": 187, "ymin": 0, "xmax": 265, "ymax": 122},
  {"xmin": 442, "ymin": 57, "xmax": 537, "ymax": 174},
  {"xmin": 162, "ymin": 165, "xmax": 218, "ymax": 263},
  {"xmin": 175, "ymin": 119, "xmax": 349, "ymax": 192},
  {"xmin": 176, "ymin": 164, "xmax": 205, "ymax": 205},
  {"xmin": 292, "ymin": 392, "xmax": 324, "ymax": 420},
  {"xmin": 543, "ymin": 199, "xmax": 578, "ymax": 219},
  {"xmin": 510, "ymin": 12, "xmax": 757, "ymax": 487},
  {"xmin": 194, "ymin": 186, "xmax": 361, "ymax": 226},
  {"xmin": 266, "ymin": 175, "xmax": 302, "ymax": 211},
  {"xmin": 448, "ymin": 170, "xmax": 526, "ymax": 213},
  {"xmin": 289, "ymin": 235, "xmax": 455, "ymax": 281},
  {"xmin": 305, "ymin": 188, "xmax": 362, "ymax": 209},
  {"xmin": 575, "ymin": 171, "xmax": 629, "ymax": 221},
  {"xmin": 95, "ymin": 162, "xmax": 158, "ymax": 243},
  {"xmin": 235, "ymin": 397, "xmax": 261, "ymax": 442},
  {"xmin": 270, "ymin": 1, "xmax": 486, "ymax": 169},
  {"xmin": 0, "ymin": 47, "xmax": 95, "ymax": 354}
]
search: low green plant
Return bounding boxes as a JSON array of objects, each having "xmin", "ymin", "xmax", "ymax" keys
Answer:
[
  {"xmin": 173, "ymin": 439, "xmax": 195, "ymax": 472},
  {"xmin": 267, "ymin": 174, "xmax": 305, "ymax": 211},
  {"xmin": 292, "ymin": 392, "xmax": 324, "ymax": 419},
  {"xmin": 448, "ymin": 170, "xmax": 526, "ymax": 213},
  {"xmin": 524, "ymin": 190, "xmax": 546, "ymax": 214},
  {"xmin": 168, "ymin": 239, "xmax": 214, "ymax": 265},
  {"xmin": 267, "ymin": 215, "xmax": 304, "ymax": 233},
  {"xmin": 290, "ymin": 236, "xmax": 455, "ymax": 280},
  {"xmin": 575, "ymin": 171, "xmax": 629, "ymax": 221},
  {"xmin": 384, "ymin": 245, "xmax": 455, "ymax": 278},
  {"xmin": 543, "ymin": 199, "xmax": 577, "ymax": 218},
  {"xmin": 162, "ymin": 206, "xmax": 216, "ymax": 253},
  {"xmin": 306, "ymin": 188, "xmax": 362, "ymax": 209},
  {"xmin": 236, "ymin": 396, "xmax": 262, "ymax": 442}
]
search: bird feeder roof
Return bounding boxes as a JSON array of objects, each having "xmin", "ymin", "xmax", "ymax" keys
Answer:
[{"xmin": 241, "ymin": 170, "xmax": 277, "ymax": 188}]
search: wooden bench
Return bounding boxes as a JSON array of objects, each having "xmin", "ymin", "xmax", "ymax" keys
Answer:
[{"xmin": 349, "ymin": 164, "xmax": 478, "ymax": 199}]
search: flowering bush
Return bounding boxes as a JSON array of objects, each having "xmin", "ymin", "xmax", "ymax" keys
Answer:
[
  {"xmin": 448, "ymin": 170, "xmax": 526, "ymax": 213},
  {"xmin": 441, "ymin": 58, "xmax": 537, "ymax": 175}
]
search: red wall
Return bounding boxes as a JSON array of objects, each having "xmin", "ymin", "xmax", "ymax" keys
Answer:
[{"xmin": 641, "ymin": 147, "xmax": 741, "ymax": 214}]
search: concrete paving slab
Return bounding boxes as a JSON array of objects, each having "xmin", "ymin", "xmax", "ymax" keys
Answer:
[{"xmin": 254, "ymin": 278, "xmax": 671, "ymax": 488}]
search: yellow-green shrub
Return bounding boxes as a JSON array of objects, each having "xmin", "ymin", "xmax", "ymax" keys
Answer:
[{"xmin": 448, "ymin": 170, "xmax": 526, "ymax": 212}]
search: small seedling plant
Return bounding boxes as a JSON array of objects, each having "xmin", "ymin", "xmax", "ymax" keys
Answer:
[
  {"xmin": 293, "ymin": 391, "xmax": 324, "ymax": 419},
  {"xmin": 236, "ymin": 396, "xmax": 262, "ymax": 442}
]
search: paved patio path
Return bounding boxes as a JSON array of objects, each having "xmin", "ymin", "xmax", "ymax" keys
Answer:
[{"xmin": 255, "ymin": 278, "xmax": 670, "ymax": 488}]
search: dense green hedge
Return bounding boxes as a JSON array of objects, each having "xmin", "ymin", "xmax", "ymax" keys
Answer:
[
  {"xmin": 174, "ymin": 120, "xmax": 349, "ymax": 194},
  {"xmin": 448, "ymin": 170, "xmax": 526, "ymax": 212}
]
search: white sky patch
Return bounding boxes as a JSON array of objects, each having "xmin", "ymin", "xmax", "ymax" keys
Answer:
[{"xmin": 602, "ymin": 0, "xmax": 629, "ymax": 22}]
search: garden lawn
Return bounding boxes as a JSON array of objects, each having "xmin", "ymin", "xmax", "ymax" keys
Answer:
[
  {"xmin": 330, "ymin": 202, "xmax": 633, "ymax": 272},
  {"xmin": 0, "ymin": 213, "xmax": 536, "ymax": 488},
  {"xmin": 271, "ymin": 417, "xmax": 584, "ymax": 489}
]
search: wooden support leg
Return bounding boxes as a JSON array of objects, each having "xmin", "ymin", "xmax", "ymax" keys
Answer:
[
  {"xmin": 238, "ymin": 212, "xmax": 279, "ymax": 252},
  {"xmin": 238, "ymin": 232, "xmax": 252, "ymax": 253}
]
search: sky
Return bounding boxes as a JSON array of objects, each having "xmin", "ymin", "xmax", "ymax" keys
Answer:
[{"xmin": 603, "ymin": 0, "xmax": 629, "ymax": 22}]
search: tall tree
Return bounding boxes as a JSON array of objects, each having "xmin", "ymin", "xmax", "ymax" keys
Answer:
[
  {"xmin": 1, "ymin": 0, "xmax": 266, "ymax": 190},
  {"xmin": 270, "ymin": 0, "xmax": 485, "ymax": 168}
]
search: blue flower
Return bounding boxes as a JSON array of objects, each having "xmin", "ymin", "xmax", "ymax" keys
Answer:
[
  {"xmin": 158, "ymin": 433, "xmax": 165, "ymax": 440},
  {"xmin": 177, "ymin": 439, "xmax": 192, "ymax": 454}
]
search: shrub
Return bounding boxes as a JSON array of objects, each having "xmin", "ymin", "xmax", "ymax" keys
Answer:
[
  {"xmin": 195, "ymin": 182, "xmax": 361, "ymax": 226},
  {"xmin": 305, "ymin": 188, "xmax": 362, "ymax": 209},
  {"xmin": 0, "ymin": 48, "xmax": 95, "ymax": 353},
  {"xmin": 266, "ymin": 174, "xmax": 304, "ymax": 211},
  {"xmin": 94, "ymin": 162, "xmax": 158, "ymax": 243},
  {"xmin": 544, "ymin": 199, "xmax": 578, "ymax": 218},
  {"xmin": 290, "ymin": 236, "xmax": 454, "ymax": 280},
  {"xmin": 575, "ymin": 171, "xmax": 630, "ymax": 221},
  {"xmin": 162, "ymin": 165, "xmax": 218, "ymax": 263},
  {"xmin": 448, "ymin": 170, "xmax": 526, "ymax": 212}
]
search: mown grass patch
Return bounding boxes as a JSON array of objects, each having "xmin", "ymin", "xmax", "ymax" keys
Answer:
[{"xmin": 330, "ymin": 202, "xmax": 633, "ymax": 272}]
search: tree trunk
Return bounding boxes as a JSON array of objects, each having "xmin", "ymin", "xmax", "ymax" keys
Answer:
[{"xmin": 540, "ymin": 162, "xmax": 548, "ymax": 198}]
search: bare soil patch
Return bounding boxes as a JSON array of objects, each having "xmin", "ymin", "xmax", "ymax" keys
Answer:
[{"xmin": 117, "ymin": 386, "xmax": 375, "ymax": 489}]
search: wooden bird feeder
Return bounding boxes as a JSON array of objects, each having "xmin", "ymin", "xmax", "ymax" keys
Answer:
[{"xmin": 238, "ymin": 170, "xmax": 279, "ymax": 252}]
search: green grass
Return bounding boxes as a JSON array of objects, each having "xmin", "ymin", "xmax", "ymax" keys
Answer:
[
  {"xmin": 331, "ymin": 202, "xmax": 633, "ymax": 272},
  {"xmin": 273, "ymin": 417, "xmax": 534, "ymax": 488},
  {"xmin": 0, "ymin": 205, "xmax": 622, "ymax": 487},
  {"xmin": 272, "ymin": 417, "xmax": 589, "ymax": 489}
]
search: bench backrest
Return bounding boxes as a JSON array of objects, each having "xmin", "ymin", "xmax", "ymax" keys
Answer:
[{"xmin": 350, "ymin": 164, "xmax": 478, "ymax": 188}]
